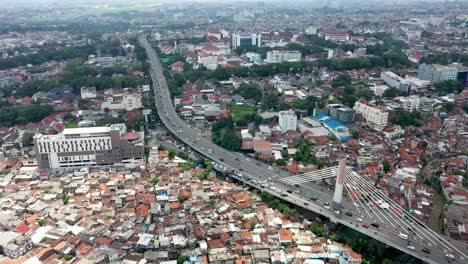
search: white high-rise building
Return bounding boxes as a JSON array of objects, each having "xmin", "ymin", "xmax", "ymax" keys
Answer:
[
  {"xmin": 418, "ymin": 63, "xmax": 458, "ymax": 84},
  {"xmin": 354, "ymin": 101, "xmax": 388, "ymax": 131},
  {"xmin": 279, "ymin": 110, "xmax": 297, "ymax": 134}
]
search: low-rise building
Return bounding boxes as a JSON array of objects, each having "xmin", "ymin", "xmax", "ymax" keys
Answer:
[
  {"xmin": 101, "ymin": 89, "xmax": 142, "ymax": 111},
  {"xmin": 396, "ymin": 96, "xmax": 420, "ymax": 112},
  {"xmin": 354, "ymin": 101, "xmax": 388, "ymax": 131},
  {"xmin": 81, "ymin": 86, "xmax": 97, "ymax": 99},
  {"xmin": 266, "ymin": 50, "xmax": 302, "ymax": 63}
]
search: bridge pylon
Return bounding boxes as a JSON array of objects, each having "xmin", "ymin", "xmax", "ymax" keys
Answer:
[{"xmin": 333, "ymin": 159, "xmax": 346, "ymax": 211}]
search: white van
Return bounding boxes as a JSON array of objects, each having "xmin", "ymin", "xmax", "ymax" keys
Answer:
[{"xmin": 398, "ymin": 233, "xmax": 408, "ymax": 240}]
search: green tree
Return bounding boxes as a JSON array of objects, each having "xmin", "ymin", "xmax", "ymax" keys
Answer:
[
  {"xmin": 21, "ymin": 131, "xmax": 35, "ymax": 147},
  {"xmin": 310, "ymin": 221, "xmax": 325, "ymax": 237},
  {"xmin": 209, "ymin": 199, "xmax": 216, "ymax": 207},
  {"xmin": 236, "ymin": 83, "xmax": 262, "ymax": 101},
  {"xmin": 382, "ymin": 87, "xmax": 402, "ymax": 98},
  {"xmin": 391, "ymin": 108, "xmax": 424, "ymax": 127},
  {"xmin": 275, "ymin": 159, "xmax": 287, "ymax": 166},
  {"xmin": 168, "ymin": 149, "xmax": 176, "ymax": 159},
  {"xmin": 433, "ymin": 80, "xmax": 464, "ymax": 94},
  {"xmin": 382, "ymin": 159, "xmax": 391, "ymax": 173},
  {"xmin": 261, "ymin": 93, "xmax": 279, "ymax": 110},
  {"xmin": 177, "ymin": 256, "xmax": 187, "ymax": 264},
  {"xmin": 330, "ymin": 74, "xmax": 352, "ymax": 88},
  {"xmin": 38, "ymin": 219, "xmax": 47, "ymax": 226}
]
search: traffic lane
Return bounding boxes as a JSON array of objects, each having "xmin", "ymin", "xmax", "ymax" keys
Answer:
[
  {"xmin": 281, "ymin": 181, "xmax": 460, "ymax": 262},
  {"xmin": 266, "ymin": 187, "xmax": 446, "ymax": 264}
]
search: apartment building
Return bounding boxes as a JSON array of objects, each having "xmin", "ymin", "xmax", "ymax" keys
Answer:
[
  {"xmin": 34, "ymin": 127, "xmax": 144, "ymax": 170},
  {"xmin": 354, "ymin": 101, "xmax": 389, "ymax": 131},
  {"xmin": 266, "ymin": 50, "xmax": 302, "ymax": 63}
]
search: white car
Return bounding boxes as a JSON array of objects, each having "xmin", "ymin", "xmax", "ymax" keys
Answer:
[
  {"xmin": 356, "ymin": 217, "xmax": 363, "ymax": 222},
  {"xmin": 445, "ymin": 254, "xmax": 455, "ymax": 259},
  {"xmin": 353, "ymin": 202, "xmax": 360, "ymax": 207},
  {"xmin": 407, "ymin": 245, "xmax": 415, "ymax": 251}
]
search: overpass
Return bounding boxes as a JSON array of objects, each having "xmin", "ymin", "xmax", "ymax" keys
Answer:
[{"xmin": 139, "ymin": 35, "xmax": 468, "ymax": 264}]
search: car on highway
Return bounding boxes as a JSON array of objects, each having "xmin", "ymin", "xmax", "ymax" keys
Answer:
[
  {"xmin": 407, "ymin": 245, "xmax": 415, "ymax": 251},
  {"xmin": 421, "ymin": 248, "xmax": 431, "ymax": 254},
  {"xmin": 356, "ymin": 217, "xmax": 363, "ymax": 222},
  {"xmin": 445, "ymin": 253, "xmax": 455, "ymax": 259},
  {"xmin": 370, "ymin": 223, "xmax": 379, "ymax": 229},
  {"xmin": 345, "ymin": 212, "xmax": 353, "ymax": 217},
  {"xmin": 362, "ymin": 224, "xmax": 369, "ymax": 228},
  {"xmin": 286, "ymin": 190, "xmax": 293, "ymax": 194},
  {"xmin": 398, "ymin": 233, "xmax": 408, "ymax": 240}
]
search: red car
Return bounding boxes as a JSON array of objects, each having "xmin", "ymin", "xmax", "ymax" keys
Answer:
[{"xmin": 362, "ymin": 224, "xmax": 369, "ymax": 228}]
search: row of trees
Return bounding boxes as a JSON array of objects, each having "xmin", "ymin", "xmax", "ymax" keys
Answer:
[
  {"xmin": 0, "ymin": 44, "xmax": 96, "ymax": 70},
  {"xmin": 2, "ymin": 58, "xmax": 146, "ymax": 97},
  {"xmin": 0, "ymin": 104, "xmax": 53, "ymax": 127}
]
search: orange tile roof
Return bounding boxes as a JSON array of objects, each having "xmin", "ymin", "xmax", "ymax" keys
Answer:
[
  {"xmin": 169, "ymin": 201, "xmax": 180, "ymax": 209},
  {"xmin": 278, "ymin": 228, "xmax": 293, "ymax": 241},
  {"xmin": 207, "ymin": 239, "xmax": 224, "ymax": 249}
]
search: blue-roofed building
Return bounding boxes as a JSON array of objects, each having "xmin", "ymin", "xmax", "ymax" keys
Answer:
[{"xmin": 314, "ymin": 113, "xmax": 352, "ymax": 141}]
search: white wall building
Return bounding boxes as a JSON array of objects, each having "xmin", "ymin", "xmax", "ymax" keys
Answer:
[
  {"xmin": 380, "ymin": 71, "xmax": 410, "ymax": 93},
  {"xmin": 101, "ymin": 90, "xmax": 142, "ymax": 111},
  {"xmin": 354, "ymin": 101, "xmax": 388, "ymax": 131},
  {"xmin": 278, "ymin": 110, "xmax": 297, "ymax": 134},
  {"xmin": 266, "ymin": 50, "xmax": 302, "ymax": 63},
  {"xmin": 370, "ymin": 84, "xmax": 389, "ymax": 97},
  {"xmin": 396, "ymin": 96, "xmax": 420, "ymax": 112},
  {"xmin": 80, "ymin": 86, "xmax": 97, "ymax": 99},
  {"xmin": 34, "ymin": 127, "xmax": 144, "ymax": 170},
  {"xmin": 198, "ymin": 54, "xmax": 219, "ymax": 70}
]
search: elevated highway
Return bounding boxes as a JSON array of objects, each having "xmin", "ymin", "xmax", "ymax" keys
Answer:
[{"xmin": 139, "ymin": 35, "xmax": 467, "ymax": 264}]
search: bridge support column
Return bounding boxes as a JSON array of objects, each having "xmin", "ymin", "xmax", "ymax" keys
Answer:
[{"xmin": 333, "ymin": 159, "xmax": 346, "ymax": 211}]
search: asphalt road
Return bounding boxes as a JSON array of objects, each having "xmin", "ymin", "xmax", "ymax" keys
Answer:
[{"xmin": 139, "ymin": 35, "xmax": 467, "ymax": 264}]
